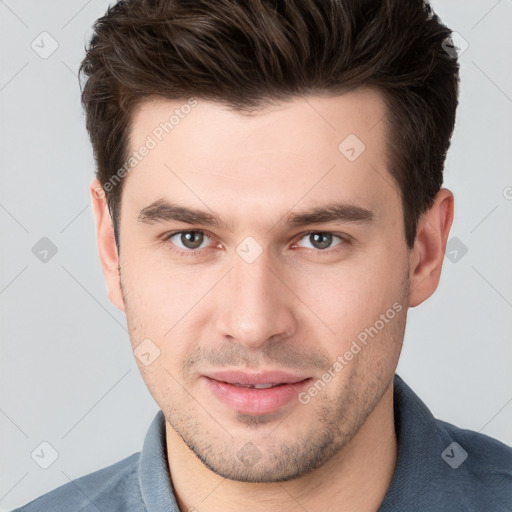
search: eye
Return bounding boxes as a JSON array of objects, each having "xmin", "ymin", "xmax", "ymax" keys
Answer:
[
  {"xmin": 294, "ymin": 232, "xmax": 344, "ymax": 251},
  {"xmin": 167, "ymin": 230, "xmax": 211, "ymax": 251},
  {"xmin": 164, "ymin": 230, "xmax": 347, "ymax": 257}
]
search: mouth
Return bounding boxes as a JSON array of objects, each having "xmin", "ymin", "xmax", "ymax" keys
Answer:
[
  {"xmin": 227, "ymin": 383, "xmax": 287, "ymax": 389},
  {"xmin": 202, "ymin": 371, "xmax": 312, "ymax": 416}
]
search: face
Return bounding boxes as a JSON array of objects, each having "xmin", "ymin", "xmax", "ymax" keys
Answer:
[{"xmin": 104, "ymin": 89, "xmax": 413, "ymax": 482}]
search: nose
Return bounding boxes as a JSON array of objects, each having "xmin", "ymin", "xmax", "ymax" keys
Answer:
[{"xmin": 214, "ymin": 250, "xmax": 297, "ymax": 349}]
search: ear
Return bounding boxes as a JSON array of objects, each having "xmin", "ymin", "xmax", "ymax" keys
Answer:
[
  {"xmin": 90, "ymin": 179, "xmax": 125, "ymax": 312},
  {"xmin": 408, "ymin": 188, "xmax": 454, "ymax": 308}
]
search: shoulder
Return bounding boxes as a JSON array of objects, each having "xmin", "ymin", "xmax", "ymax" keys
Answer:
[
  {"xmin": 436, "ymin": 417, "xmax": 512, "ymax": 470},
  {"xmin": 435, "ymin": 418, "xmax": 512, "ymax": 508},
  {"xmin": 387, "ymin": 375, "xmax": 512, "ymax": 511},
  {"xmin": 11, "ymin": 452, "xmax": 144, "ymax": 512}
]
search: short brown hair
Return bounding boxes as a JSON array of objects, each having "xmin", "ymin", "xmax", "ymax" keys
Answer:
[{"xmin": 80, "ymin": 0, "xmax": 459, "ymax": 249}]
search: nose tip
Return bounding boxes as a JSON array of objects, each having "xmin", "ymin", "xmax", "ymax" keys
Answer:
[{"xmin": 214, "ymin": 257, "xmax": 297, "ymax": 349}]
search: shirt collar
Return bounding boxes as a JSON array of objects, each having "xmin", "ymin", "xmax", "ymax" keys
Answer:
[
  {"xmin": 138, "ymin": 409, "xmax": 180, "ymax": 511},
  {"xmin": 378, "ymin": 374, "xmax": 462, "ymax": 511}
]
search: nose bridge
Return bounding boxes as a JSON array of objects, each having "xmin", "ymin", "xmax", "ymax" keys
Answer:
[{"xmin": 214, "ymin": 248, "xmax": 296, "ymax": 346}]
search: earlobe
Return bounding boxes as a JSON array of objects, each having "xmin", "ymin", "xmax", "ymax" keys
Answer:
[
  {"xmin": 408, "ymin": 188, "xmax": 454, "ymax": 308},
  {"xmin": 90, "ymin": 179, "xmax": 125, "ymax": 312}
]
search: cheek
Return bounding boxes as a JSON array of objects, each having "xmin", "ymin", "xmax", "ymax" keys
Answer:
[
  {"xmin": 121, "ymin": 259, "xmax": 210, "ymax": 383},
  {"xmin": 123, "ymin": 290, "xmax": 193, "ymax": 405},
  {"xmin": 121, "ymin": 251, "xmax": 207, "ymax": 333},
  {"xmin": 291, "ymin": 247, "xmax": 407, "ymax": 344}
]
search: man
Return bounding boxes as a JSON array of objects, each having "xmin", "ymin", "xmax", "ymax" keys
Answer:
[{"xmin": 13, "ymin": 0, "xmax": 511, "ymax": 511}]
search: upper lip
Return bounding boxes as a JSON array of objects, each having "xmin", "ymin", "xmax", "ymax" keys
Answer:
[{"xmin": 204, "ymin": 370, "xmax": 310, "ymax": 386}]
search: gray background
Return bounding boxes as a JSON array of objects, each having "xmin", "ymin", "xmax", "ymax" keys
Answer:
[{"xmin": 1, "ymin": 0, "xmax": 511, "ymax": 509}]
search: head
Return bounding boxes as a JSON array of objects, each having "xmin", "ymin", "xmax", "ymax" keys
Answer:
[{"xmin": 84, "ymin": 0, "xmax": 458, "ymax": 482}]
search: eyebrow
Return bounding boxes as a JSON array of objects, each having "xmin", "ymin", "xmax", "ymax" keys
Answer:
[
  {"xmin": 283, "ymin": 203, "xmax": 373, "ymax": 227},
  {"xmin": 138, "ymin": 199, "xmax": 374, "ymax": 229}
]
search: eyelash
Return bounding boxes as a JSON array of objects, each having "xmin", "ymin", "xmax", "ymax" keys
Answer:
[{"xmin": 163, "ymin": 230, "xmax": 350, "ymax": 257}]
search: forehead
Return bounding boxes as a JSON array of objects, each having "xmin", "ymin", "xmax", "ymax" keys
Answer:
[
  {"xmin": 129, "ymin": 88, "xmax": 387, "ymax": 156},
  {"xmin": 122, "ymin": 89, "xmax": 399, "ymax": 229}
]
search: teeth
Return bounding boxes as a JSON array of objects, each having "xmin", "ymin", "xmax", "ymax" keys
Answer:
[{"xmin": 234, "ymin": 383, "xmax": 276, "ymax": 389}]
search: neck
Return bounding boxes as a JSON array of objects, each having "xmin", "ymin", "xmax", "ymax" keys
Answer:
[{"xmin": 166, "ymin": 381, "xmax": 397, "ymax": 512}]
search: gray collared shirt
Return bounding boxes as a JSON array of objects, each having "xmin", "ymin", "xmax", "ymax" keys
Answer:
[{"xmin": 13, "ymin": 374, "xmax": 512, "ymax": 511}]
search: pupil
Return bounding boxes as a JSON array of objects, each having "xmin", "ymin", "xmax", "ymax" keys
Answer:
[
  {"xmin": 182, "ymin": 232, "xmax": 203, "ymax": 249},
  {"xmin": 311, "ymin": 233, "xmax": 331, "ymax": 250}
]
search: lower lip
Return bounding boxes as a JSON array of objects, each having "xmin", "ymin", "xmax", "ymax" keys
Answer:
[{"xmin": 204, "ymin": 377, "xmax": 311, "ymax": 415}]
